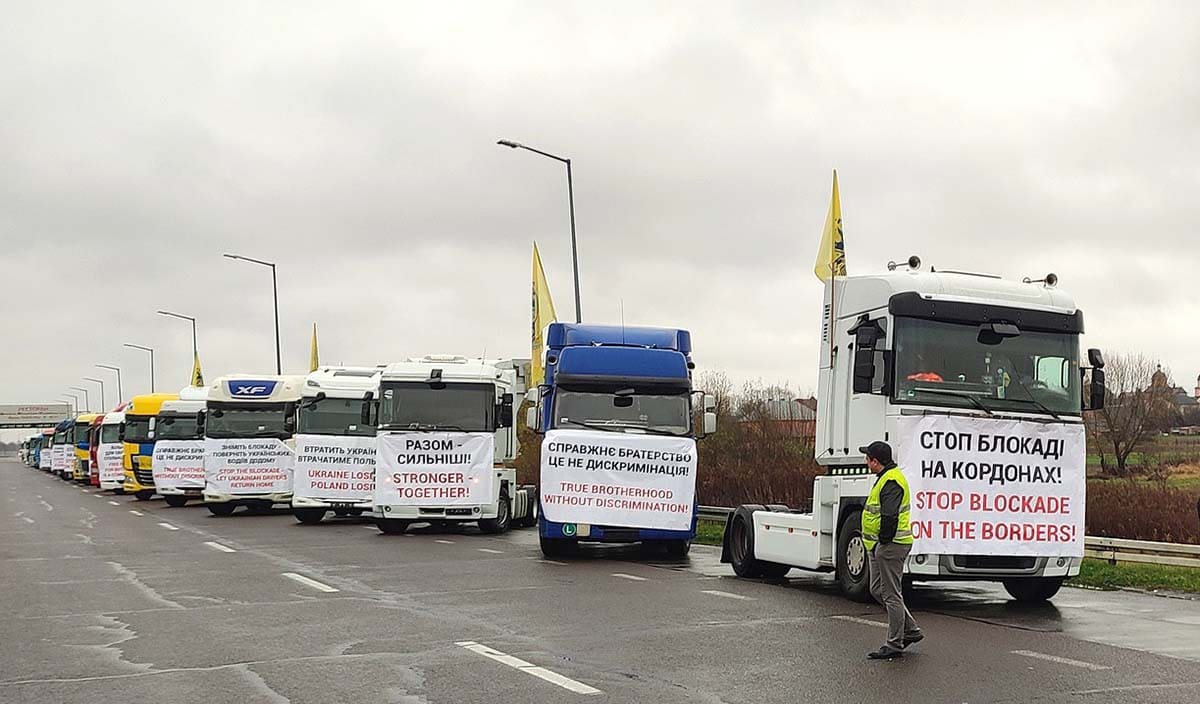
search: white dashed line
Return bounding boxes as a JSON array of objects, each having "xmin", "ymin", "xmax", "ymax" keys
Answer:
[
  {"xmin": 540, "ymin": 559, "xmax": 568, "ymax": 566},
  {"xmin": 611, "ymin": 573, "xmax": 648, "ymax": 582},
  {"xmin": 456, "ymin": 641, "xmax": 601, "ymax": 695},
  {"xmin": 1011, "ymin": 650, "xmax": 1111, "ymax": 671},
  {"xmin": 435, "ymin": 539, "xmax": 456, "ymax": 544},
  {"xmin": 128, "ymin": 510, "xmax": 144, "ymax": 516},
  {"xmin": 108, "ymin": 501, "xmax": 120, "ymax": 506},
  {"xmin": 157, "ymin": 522, "xmax": 178, "ymax": 531},
  {"xmin": 701, "ymin": 589, "xmax": 752, "ymax": 601},
  {"xmin": 832, "ymin": 615, "xmax": 887, "ymax": 628},
  {"xmin": 477, "ymin": 548, "xmax": 504, "ymax": 554},
  {"xmin": 21, "ymin": 517, "xmax": 35, "ymax": 524},
  {"xmin": 282, "ymin": 572, "xmax": 339, "ymax": 593},
  {"xmin": 204, "ymin": 541, "xmax": 237, "ymax": 553}
]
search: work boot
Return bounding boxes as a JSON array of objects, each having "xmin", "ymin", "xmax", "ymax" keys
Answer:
[
  {"xmin": 867, "ymin": 645, "xmax": 904, "ymax": 660},
  {"xmin": 902, "ymin": 631, "xmax": 925, "ymax": 648}
]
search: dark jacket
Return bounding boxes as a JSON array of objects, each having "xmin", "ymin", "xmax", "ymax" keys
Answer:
[{"xmin": 874, "ymin": 462, "xmax": 904, "ymax": 544}]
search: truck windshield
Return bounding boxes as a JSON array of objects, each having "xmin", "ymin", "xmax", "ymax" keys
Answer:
[
  {"xmin": 124, "ymin": 416, "xmax": 153, "ymax": 443},
  {"xmin": 378, "ymin": 382, "xmax": 493, "ymax": 432},
  {"xmin": 298, "ymin": 397, "xmax": 375, "ymax": 437},
  {"xmin": 100, "ymin": 424, "xmax": 122, "ymax": 443},
  {"xmin": 205, "ymin": 402, "xmax": 294, "ymax": 439},
  {"xmin": 156, "ymin": 415, "xmax": 201, "ymax": 440},
  {"xmin": 75, "ymin": 424, "xmax": 91, "ymax": 446},
  {"xmin": 554, "ymin": 389, "xmax": 691, "ymax": 435},
  {"xmin": 894, "ymin": 318, "xmax": 1082, "ymax": 416}
]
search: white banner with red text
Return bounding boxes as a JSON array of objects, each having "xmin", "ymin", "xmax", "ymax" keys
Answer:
[
  {"xmin": 98, "ymin": 442, "xmax": 126, "ymax": 484},
  {"xmin": 153, "ymin": 440, "xmax": 206, "ymax": 490},
  {"xmin": 896, "ymin": 415, "xmax": 1086, "ymax": 557},
  {"xmin": 293, "ymin": 434, "xmax": 377, "ymax": 503},
  {"xmin": 374, "ymin": 432, "xmax": 494, "ymax": 506},
  {"xmin": 204, "ymin": 438, "xmax": 294, "ymax": 495},
  {"xmin": 539, "ymin": 429, "xmax": 698, "ymax": 532}
]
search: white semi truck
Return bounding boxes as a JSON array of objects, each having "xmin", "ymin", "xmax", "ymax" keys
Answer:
[
  {"xmin": 372, "ymin": 356, "xmax": 536, "ymax": 535},
  {"xmin": 203, "ymin": 374, "xmax": 305, "ymax": 516},
  {"xmin": 153, "ymin": 386, "xmax": 209, "ymax": 507},
  {"xmin": 722, "ymin": 259, "xmax": 1105, "ymax": 603},
  {"xmin": 291, "ymin": 366, "xmax": 381, "ymax": 524}
]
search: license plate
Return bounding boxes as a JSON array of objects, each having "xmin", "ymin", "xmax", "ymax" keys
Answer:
[{"xmin": 331, "ymin": 502, "xmax": 354, "ymax": 509}]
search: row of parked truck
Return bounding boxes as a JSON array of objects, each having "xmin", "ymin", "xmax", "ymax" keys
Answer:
[{"xmin": 19, "ymin": 260, "xmax": 1106, "ymax": 602}]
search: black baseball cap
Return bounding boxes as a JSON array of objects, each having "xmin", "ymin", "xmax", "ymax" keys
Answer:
[{"xmin": 859, "ymin": 441, "xmax": 893, "ymax": 464}]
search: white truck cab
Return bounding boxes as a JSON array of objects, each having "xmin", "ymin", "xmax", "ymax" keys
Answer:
[
  {"xmin": 154, "ymin": 386, "xmax": 209, "ymax": 507},
  {"xmin": 97, "ymin": 412, "xmax": 126, "ymax": 490},
  {"xmin": 372, "ymin": 356, "xmax": 536, "ymax": 535},
  {"xmin": 723, "ymin": 260, "xmax": 1105, "ymax": 603},
  {"xmin": 291, "ymin": 366, "xmax": 381, "ymax": 524},
  {"xmin": 203, "ymin": 374, "xmax": 306, "ymax": 516}
]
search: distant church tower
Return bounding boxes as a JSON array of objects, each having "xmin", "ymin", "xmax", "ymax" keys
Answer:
[
  {"xmin": 1151, "ymin": 365, "xmax": 1168, "ymax": 388},
  {"xmin": 1194, "ymin": 373, "xmax": 1200, "ymax": 400}
]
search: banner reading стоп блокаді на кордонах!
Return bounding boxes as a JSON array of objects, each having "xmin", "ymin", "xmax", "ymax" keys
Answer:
[
  {"xmin": 896, "ymin": 415, "xmax": 1086, "ymax": 557},
  {"xmin": 539, "ymin": 429, "xmax": 698, "ymax": 532},
  {"xmin": 293, "ymin": 434, "xmax": 377, "ymax": 503},
  {"xmin": 204, "ymin": 438, "xmax": 294, "ymax": 495}
]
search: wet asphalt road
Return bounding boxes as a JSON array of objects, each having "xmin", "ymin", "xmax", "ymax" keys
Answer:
[{"xmin": 3, "ymin": 460, "xmax": 1200, "ymax": 704}]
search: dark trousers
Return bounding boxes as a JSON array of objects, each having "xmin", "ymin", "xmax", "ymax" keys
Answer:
[{"xmin": 868, "ymin": 542, "xmax": 920, "ymax": 648}]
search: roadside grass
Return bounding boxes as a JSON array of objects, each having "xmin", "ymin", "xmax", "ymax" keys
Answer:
[
  {"xmin": 696, "ymin": 520, "xmax": 724, "ymax": 546},
  {"xmin": 1068, "ymin": 558, "xmax": 1200, "ymax": 594}
]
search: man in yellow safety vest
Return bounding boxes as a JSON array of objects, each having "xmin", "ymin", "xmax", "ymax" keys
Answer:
[{"xmin": 861, "ymin": 441, "xmax": 923, "ymax": 660}]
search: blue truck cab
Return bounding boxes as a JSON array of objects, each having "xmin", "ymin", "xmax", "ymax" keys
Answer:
[{"xmin": 530, "ymin": 322, "xmax": 715, "ymax": 557}]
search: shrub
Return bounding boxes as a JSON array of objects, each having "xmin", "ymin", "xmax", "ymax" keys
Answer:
[{"xmin": 1086, "ymin": 480, "xmax": 1200, "ymax": 545}]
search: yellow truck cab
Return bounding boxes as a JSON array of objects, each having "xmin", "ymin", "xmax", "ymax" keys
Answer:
[
  {"xmin": 72, "ymin": 413, "xmax": 101, "ymax": 482},
  {"xmin": 122, "ymin": 393, "xmax": 179, "ymax": 500}
]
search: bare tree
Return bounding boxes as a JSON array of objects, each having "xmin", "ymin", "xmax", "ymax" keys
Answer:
[{"xmin": 1086, "ymin": 353, "xmax": 1175, "ymax": 476}]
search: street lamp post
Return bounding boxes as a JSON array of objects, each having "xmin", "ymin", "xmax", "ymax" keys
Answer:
[
  {"xmin": 82, "ymin": 377, "xmax": 106, "ymax": 410},
  {"xmin": 124, "ymin": 343, "xmax": 155, "ymax": 393},
  {"xmin": 62, "ymin": 393, "xmax": 80, "ymax": 416},
  {"xmin": 223, "ymin": 254, "xmax": 281, "ymax": 374},
  {"xmin": 157, "ymin": 310, "xmax": 198, "ymax": 381},
  {"xmin": 95, "ymin": 365, "xmax": 123, "ymax": 402},
  {"xmin": 497, "ymin": 139, "xmax": 582, "ymax": 323},
  {"xmin": 69, "ymin": 386, "xmax": 90, "ymax": 412}
]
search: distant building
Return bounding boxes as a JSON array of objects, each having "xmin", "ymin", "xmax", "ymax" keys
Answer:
[{"xmin": 740, "ymin": 397, "xmax": 817, "ymax": 439}]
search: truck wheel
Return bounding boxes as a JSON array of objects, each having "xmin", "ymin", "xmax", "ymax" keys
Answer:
[
  {"xmin": 163, "ymin": 495, "xmax": 189, "ymax": 508},
  {"xmin": 478, "ymin": 489, "xmax": 511, "ymax": 534},
  {"xmin": 540, "ymin": 535, "xmax": 578, "ymax": 558},
  {"xmin": 1003, "ymin": 577, "xmax": 1064, "ymax": 603},
  {"xmin": 208, "ymin": 503, "xmax": 236, "ymax": 517},
  {"xmin": 376, "ymin": 518, "xmax": 410, "ymax": 535},
  {"xmin": 728, "ymin": 509, "xmax": 764, "ymax": 578},
  {"xmin": 514, "ymin": 491, "xmax": 539, "ymax": 528},
  {"xmin": 135, "ymin": 491, "xmax": 154, "ymax": 501},
  {"xmin": 662, "ymin": 539, "xmax": 692, "ymax": 560},
  {"xmin": 294, "ymin": 508, "xmax": 326, "ymax": 525},
  {"xmin": 836, "ymin": 509, "xmax": 872, "ymax": 602}
]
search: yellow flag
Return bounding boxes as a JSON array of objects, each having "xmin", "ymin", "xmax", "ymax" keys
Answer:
[
  {"xmin": 309, "ymin": 323, "xmax": 320, "ymax": 373},
  {"xmin": 813, "ymin": 170, "xmax": 847, "ymax": 282},
  {"xmin": 191, "ymin": 351, "xmax": 205, "ymax": 387},
  {"xmin": 531, "ymin": 242, "xmax": 558, "ymax": 386}
]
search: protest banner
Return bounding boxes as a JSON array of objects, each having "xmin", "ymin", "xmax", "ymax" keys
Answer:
[
  {"xmin": 204, "ymin": 438, "xmax": 294, "ymax": 495},
  {"xmin": 153, "ymin": 440, "xmax": 206, "ymax": 490},
  {"xmin": 375, "ymin": 432, "xmax": 494, "ymax": 506},
  {"xmin": 293, "ymin": 434, "xmax": 377, "ymax": 502}
]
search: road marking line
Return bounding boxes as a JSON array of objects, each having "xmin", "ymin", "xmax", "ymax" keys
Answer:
[
  {"xmin": 541, "ymin": 559, "xmax": 568, "ymax": 566},
  {"xmin": 435, "ymin": 539, "xmax": 456, "ymax": 544},
  {"xmin": 1011, "ymin": 650, "xmax": 1111, "ymax": 671},
  {"xmin": 108, "ymin": 501, "xmax": 120, "ymax": 506},
  {"xmin": 204, "ymin": 541, "xmax": 237, "ymax": 553},
  {"xmin": 832, "ymin": 615, "xmax": 887, "ymax": 628},
  {"xmin": 282, "ymin": 572, "xmax": 339, "ymax": 593},
  {"xmin": 701, "ymin": 589, "xmax": 752, "ymax": 601},
  {"xmin": 158, "ymin": 522, "xmax": 178, "ymax": 531},
  {"xmin": 21, "ymin": 517, "xmax": 35, "ymax": 524},
  {"xmin": 477, "ymin": 548, "xmax": 504, "ymax": 554},
  {"xmin": 611, "ymin": 573, "xmax": 648, "ymax": 582},
  {"xmin": 456, "ymin": 641, "xmax": 601, "ymax": 695},
  {"xmin": 129, "ymin": 510, "xmax": 144, "ymax": 516}
]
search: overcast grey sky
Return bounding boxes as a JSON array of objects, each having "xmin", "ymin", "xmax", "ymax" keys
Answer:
[{"xmin": 3, "ymin": 1, "xmax": 1199, "ymax": 439}]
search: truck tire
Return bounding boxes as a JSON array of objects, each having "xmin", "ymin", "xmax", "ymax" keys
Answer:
[
  {"xmin": 1003, "ymin": 577, "xmax": 1064, "ymax": 603},
  {"xmin": 836, "ymin": 509, "xmax": 872, "ymax": 602},
  {"xmin": 662, "ymin": 539, "xmax": 691, "ymax": 559},
  {"xmin": 514, "ymin": 490, "xmax": 539, "ymax": 528},
  {"xmin": 163, "ymin": 495, "xmax": 189, "ymax": 508},
  {"xmin": 540, "ymin": 535, "xmax": 578, "ymax": 558},
  {"xmin": 208, "ymin": 503, "xmax": 236, "ymax": 517},
  {"xmin": 294, "ymin": 508, "xmax": 326, "ymax": 525},
  {"xmin": 478, "ymin": 489, "xmax": 511, "ymax": 534},
  {"xmin": 376, "ymin": 518, "xmax": 410, "ymax": 535},
  {"xmin": 727, "ymin": 506, "xmax": 791, "ymax": 579},
  {"xmin": 135, "ymin": 490, "xmax": 154, "ymax": 501}
]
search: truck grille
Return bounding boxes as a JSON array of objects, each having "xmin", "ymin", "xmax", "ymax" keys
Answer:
[
  {"xmin": 952, "ymin": 555, "xmax": 1037, "ymax": 570},
  {"xmin": 134, "ymin": 469, "xmax": 155, "ymax": 486}
]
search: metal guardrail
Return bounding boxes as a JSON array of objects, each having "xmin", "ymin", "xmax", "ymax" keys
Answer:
[{"xmin": 697, "ymin": 505, "xmax": 1200, "ymax": 568}]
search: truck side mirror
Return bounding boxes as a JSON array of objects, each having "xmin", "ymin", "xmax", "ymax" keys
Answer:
[
  {"xmin": 851, "ymin": 321, "xmax": 881, "ymax": 394},
  {"xmin": 703, "ymin": 411, "xmax": 717, "ymax": 436},
  {"xmin": 1089, "ymin": 368, "xmax": 1106, "ymax": 411},
  {"xmin": 1088, "ymin": 348, "xmax": 1105, "ymax": 369},
  {"xmin": 525, "ymin": 406, "xmax": 539, "ymax": 432},
  {"xmin": 497, "ymin": 393, "xmax": 514, "ymax": 429}
]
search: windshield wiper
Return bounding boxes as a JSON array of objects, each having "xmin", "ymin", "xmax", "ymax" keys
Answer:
[
  {"xmin": 560, "ymin": 418, "xmax": 687, "ymax": 436},
  {"xmin": 914, "ymin": 387, "xmax": 995, "ymax": 417},
  {"xmin": 388, "ymin": 423, "xmax": 468, "ymax": 432},
  {"xmin": 1001, "ymin": 377, "xmax": 1063, "ymax": 420}
]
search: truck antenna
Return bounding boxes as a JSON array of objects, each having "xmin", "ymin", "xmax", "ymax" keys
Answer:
[{"xmin": 620, "ymin": 299, "xmax": 626, "ymax": 344}]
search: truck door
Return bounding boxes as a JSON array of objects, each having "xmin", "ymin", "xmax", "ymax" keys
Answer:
[{"xmin": 847, "ymin": 315, "xmax": 890, "ymax": 457}]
